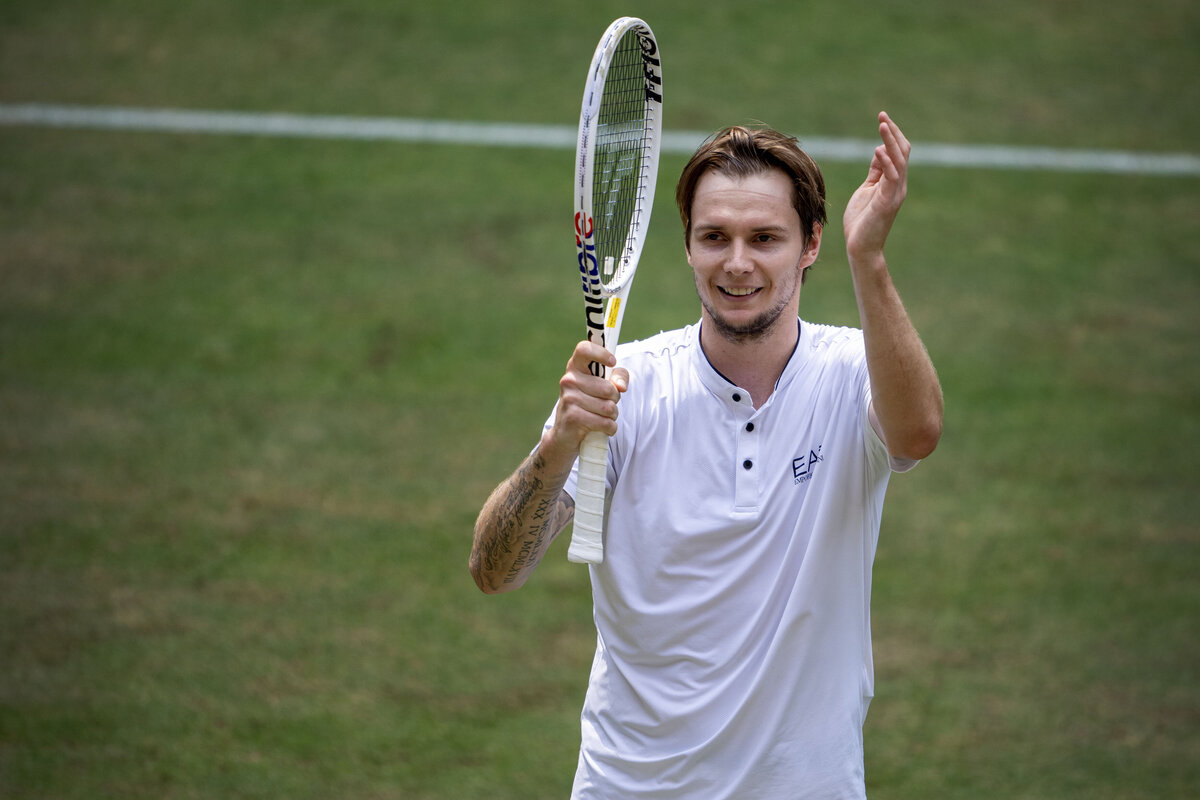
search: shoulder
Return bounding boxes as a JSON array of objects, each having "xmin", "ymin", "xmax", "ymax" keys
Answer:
[
  {"xmin": 803, "ymin": 321, "xmax": 864, "ymax": 350},
  {"xmin": 800, "ymin": 321, "xmax": 867, "ymax": 368},
  {"xmin": 614, "ymin": 323, "xmax": 698, "ymax": 373}
]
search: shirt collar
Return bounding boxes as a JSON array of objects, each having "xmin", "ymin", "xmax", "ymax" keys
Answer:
[{"xmin": 690, "ymin": 318, "xmax": 808, "ymax": 405}]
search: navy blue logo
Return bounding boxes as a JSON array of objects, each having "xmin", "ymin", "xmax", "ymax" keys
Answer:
[{"xmin": 792, "ymin": 445, "xmax": 823, "ymax": 485}]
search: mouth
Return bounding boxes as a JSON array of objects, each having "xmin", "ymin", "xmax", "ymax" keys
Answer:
[{"xmin": 720, "ymin": 286, "xmax": 760, "ymax": 298}]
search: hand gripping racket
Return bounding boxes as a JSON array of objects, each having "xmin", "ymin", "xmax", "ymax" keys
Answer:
[{"xmin": 568, "ymin": 17, "xmax": 663, "ymax": 564}]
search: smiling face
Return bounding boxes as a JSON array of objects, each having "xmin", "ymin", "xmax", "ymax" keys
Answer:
[{"xmin": 686, "ymin": 167, "xmax": 822, "ymax": 344}]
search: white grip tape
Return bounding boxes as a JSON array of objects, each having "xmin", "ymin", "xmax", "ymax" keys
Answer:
[{"xmin": 568, "ymin": 429, "xmax": 608, "ymax": 564}]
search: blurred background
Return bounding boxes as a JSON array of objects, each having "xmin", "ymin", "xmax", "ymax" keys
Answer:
[{"xmin": 2, "ymin": 1, "xmax": 1197, "ymax": 797}]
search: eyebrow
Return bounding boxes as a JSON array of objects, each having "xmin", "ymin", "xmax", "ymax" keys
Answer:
[{"xmin": 692, "ymin": 223, "xmax": 791, "ymax": 235}]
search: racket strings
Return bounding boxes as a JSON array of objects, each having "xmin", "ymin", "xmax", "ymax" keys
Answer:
[{"xmin": 594, "ymin": 31, "xmax": 653, "ymax": 289}]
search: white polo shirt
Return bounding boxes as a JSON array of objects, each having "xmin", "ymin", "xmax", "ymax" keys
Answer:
[{"xmin": 549, "ymin": 320, "xmax": 906, "ymax": 800}]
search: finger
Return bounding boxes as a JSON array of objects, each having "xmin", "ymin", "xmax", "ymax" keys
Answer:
[
  {"xmin": 611, "ymin": 367, "xmax": 630, "ymax": 393},
  {"xmin": 873, "ymin": 143, "xmax": 900, "ymax": 185},
  {"xmin": 875, "ymin": 130, "xmax": 908, "ymax": 196},
  {"xmin": 553, "ymin": 396, "xmax": 618, "ymax": 440},
  {"xmin": 877, "ymin": 120, "xmax": 901, "ymax": 164},
  {"xmin": 569, "ymin": 339, "xmax": 616, "ymax": 373},
  {"xmin": 556, "ymin": 370, "xmax": 620, "ymax": 435},
  {"xmin": 561, "ymin": 363, "xmax": 620, "ymax": 402},
  {"xmin": 878, "ymin": 111, "xmax": 911, "ymax": 162},
  {"xmin": 862, "ymin": 143, "xmax": 885, "ymax": 184},
  {"xmin": 568, "ymin": 387, "xmax": 620, "ymax": 421}
]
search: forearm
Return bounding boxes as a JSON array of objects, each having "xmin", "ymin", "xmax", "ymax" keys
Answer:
[
  {"xmin": 851, "ymin": 253, "xmax": 943, "ymax": 460},
  {"xmin": 469, "ymin": 440, "xmax": 576, "ymax": 594}
]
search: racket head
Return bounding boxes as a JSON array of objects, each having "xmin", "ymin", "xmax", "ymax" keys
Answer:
[{"xmin": 574, "ymin": 17, "xmax": 662, "ymax": 303}]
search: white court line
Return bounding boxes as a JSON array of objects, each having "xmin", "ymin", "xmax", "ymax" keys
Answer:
[{"xmin": 2, "ymin": 102, "xmax": 1198, "ymax": 177}]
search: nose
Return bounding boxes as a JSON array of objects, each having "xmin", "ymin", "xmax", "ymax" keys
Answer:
[{"xmin": 725, "ymin": 240, "xmax": 754, "ymax": 274}]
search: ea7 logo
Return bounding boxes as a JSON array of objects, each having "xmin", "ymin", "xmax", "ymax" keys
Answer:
[{"xmin": 792, "ymin": 445, "xmax": 823, "ymax": 485}]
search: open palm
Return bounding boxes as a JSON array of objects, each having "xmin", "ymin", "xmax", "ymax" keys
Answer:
[{"xmin": 843, "ymin": 112, "xmax": 911, "ymax": 262}]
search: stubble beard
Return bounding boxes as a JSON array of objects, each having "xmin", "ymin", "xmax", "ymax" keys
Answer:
[{"xmin": 697, "ymin": 263, "xmax": 804, "ymax": 345}]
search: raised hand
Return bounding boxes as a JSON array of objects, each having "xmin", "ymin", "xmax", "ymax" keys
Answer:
[
  {"xmin": 547, "ymin": 340, "xmax": 629, "ymax": 453},
  {"xmin": 843, "ymin": 112, "xmax": 911, "ymax": 263}
]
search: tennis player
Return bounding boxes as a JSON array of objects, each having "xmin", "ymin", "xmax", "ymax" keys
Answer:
[{"xmin": 470, "ymin": 112, "xmax": 943, "ymax": 799}]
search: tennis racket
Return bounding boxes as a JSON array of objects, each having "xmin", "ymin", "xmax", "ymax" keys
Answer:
[{"xmin": 568, "ymin": 17, "xmax": 663, "ymax": 565}]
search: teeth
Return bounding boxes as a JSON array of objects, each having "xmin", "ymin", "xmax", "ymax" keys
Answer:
[{"xmin": 723, "ymin": 287, "xmax": 757, "ymax": 296}]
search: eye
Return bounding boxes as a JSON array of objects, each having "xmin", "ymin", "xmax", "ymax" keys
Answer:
[{"xmin": 754, "ymin": 233, "xmax": 775, "ymax": 243}]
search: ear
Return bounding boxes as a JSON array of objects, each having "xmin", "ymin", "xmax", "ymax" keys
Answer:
[{"xmin": 802, "ymin": 223, "xmax": 823, "ymax": 267}]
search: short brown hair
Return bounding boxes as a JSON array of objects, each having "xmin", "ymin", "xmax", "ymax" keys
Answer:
[{"xmin": 676, "ymin": 125, "xmax": 827, "ymax": 258}]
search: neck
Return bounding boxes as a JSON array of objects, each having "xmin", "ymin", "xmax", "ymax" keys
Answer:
[{"xmin": 700, "ymin": 316, "xmax": 800, "ymax": 408}]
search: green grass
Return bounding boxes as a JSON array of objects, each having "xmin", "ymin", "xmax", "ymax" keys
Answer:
[{"xmin": 2, "ymin": 1, "xmax": 1199, "ymax": 798}]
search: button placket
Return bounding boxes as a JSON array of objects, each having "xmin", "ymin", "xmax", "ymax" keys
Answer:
[{"xmin": 733, "ymin": 401, "xmax": 760, "ymax": 511}]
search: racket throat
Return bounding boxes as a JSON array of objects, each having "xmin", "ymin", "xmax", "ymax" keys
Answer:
[{"xmin": 583, "ymin": 292, "xmax": 627, "ymax": 379}]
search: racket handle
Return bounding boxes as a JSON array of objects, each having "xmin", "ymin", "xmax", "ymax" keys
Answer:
[{"xmin": 569, "ymin": 429, "xmax": 608, "ymax": 564}]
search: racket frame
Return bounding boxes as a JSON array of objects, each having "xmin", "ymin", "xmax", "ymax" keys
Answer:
[{"xmin": 568, "ymin": 16, "xmax": 663, "ymax": 564}]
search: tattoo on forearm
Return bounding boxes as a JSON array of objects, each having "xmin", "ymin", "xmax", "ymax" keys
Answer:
[
  {"xmin": 478, "ymin": 452, "xmax": 570, "ymax": 588},
  {"xmin": 504, "ymin": 495, "xmax": 554, "ymax": 584}
]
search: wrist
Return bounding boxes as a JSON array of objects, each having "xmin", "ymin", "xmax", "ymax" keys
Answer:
[
  {"xmin": 846, "ymin": 248, "xmax": 888, "ymax": 275},
  {"xmin": 537, "ymin": 430, "xmax": 583, "ymax": 476}
]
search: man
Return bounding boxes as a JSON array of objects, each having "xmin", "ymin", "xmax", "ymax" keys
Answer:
[{"xmin": 470, "ymin": 112, "xmax": 943, "ymax": 799}]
